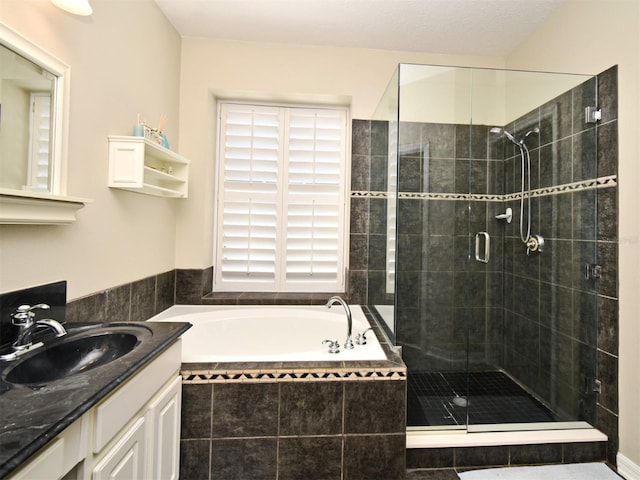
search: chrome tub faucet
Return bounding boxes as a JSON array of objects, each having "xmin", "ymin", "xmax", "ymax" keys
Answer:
[{"xmin": 325, "ymin": 296, "xmax": 354, "ymax": 350}]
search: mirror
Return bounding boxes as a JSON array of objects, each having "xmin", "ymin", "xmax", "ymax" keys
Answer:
[
  {"xmin": 0, "ymin": 23, "xmax": 69, "ymax": 195},
  {"xmin": 0, "ymin": 43, "xmax": 55, "ymax": 191}
]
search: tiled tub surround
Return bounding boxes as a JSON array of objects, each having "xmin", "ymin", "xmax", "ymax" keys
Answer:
[{"xmin": 179, "ymin": 308, "xmax": 407, "ymax": 480}]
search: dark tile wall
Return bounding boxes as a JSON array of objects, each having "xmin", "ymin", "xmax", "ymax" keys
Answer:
[
  {"xmin": 499, "ymin": 67, "xmax": 619, "ymax": 462},
  {"xmin": 349, "ymin": 119, "xmax": 392, "ymax": 307},
  {"xmin": 180, "ymin": 379, "xmax": 407, "ymax": 479},
  {"xmin": 65, "ymin": 270, "xmax": 176, "ymax": 323},
  {"xmin": 175, "ymin": 267, "xmax": 213, "ymax": 304},
  {"xmin": 500, "ymin": 78, "xmax": 602, "ymax": 422},
  {"xmin": 58, "ymin": 266, "xmax": 212, "ymax": 322},
  {"xmin": 406, "ymin": 440, "xmax": 607, "ymax": 471}
]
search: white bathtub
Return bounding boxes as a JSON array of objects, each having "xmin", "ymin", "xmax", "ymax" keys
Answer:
[{"xmin": 149, "ymin": 304, "xmax": 387, "ymax": 363}]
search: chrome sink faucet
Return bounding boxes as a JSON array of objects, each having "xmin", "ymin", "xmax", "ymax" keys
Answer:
[
  {"xmin": 9, "ymin": 304, "xmax": 67, "ymax": 351},
  {"xmin": 325, "ymin": 296, "xmax": 354, "ymax": 350}
]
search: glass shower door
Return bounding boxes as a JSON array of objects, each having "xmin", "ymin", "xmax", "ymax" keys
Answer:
[
  {"xmin": 466, "ymin": 68, "xmax": 601, "ymax": 430},
  {"xmin": 381, "ymin": 63, "xmax": 600, "ymax": 432},
  {"xmin": 394, "ymin": 64, "xmax": 474, "ymax": 429}
]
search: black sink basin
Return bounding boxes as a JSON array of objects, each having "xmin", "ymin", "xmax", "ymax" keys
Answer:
[{"xmin": 3, "ymin": 325, "xmax": 151, "ymax": 385}]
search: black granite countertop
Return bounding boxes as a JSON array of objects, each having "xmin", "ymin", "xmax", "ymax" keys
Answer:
[{"xmin": 0, "ymin": 321, "xmax": 191, "ymax": 479}]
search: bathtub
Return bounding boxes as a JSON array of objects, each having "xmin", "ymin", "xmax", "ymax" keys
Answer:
[{"xmin": 149, "ymin": 304, "xmax": 387, "ymax": 362}]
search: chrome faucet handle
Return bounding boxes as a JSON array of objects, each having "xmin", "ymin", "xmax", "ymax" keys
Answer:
[
  {"xmin": 11, "ymin": 304, "xmax": 50, "ymax": 325},
  {"xmin": 355, "ymin": 328, "xmax": 373, "ymax": 345},
  {"xmin": 322, "ymin": 339, "xmax": 340, "ymax": 354}
]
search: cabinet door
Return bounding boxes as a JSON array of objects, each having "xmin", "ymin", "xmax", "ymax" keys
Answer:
[
  {"xmin": 92, "ymin": 417, "xmax": 146, "ymax": 480},
  {"xmin": 8, "ymin": 438, "xmax": 64, "ymax": 480},
  {"xmin": 148, "ymin": 376, "xmax": 182, "ymax": 480}
]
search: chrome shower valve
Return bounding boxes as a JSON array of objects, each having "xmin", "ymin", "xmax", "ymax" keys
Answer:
[{"xmin": 525, "ymin": 234, "xmax": 544, "ymax": 255}]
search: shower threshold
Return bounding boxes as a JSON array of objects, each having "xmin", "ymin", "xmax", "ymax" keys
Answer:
[{"xmin": 406, "ymin": 424, "xmax": 607, "ymax": 449}]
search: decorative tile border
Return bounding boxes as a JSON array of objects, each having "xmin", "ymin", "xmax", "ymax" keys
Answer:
[
  {"xmin": 351, "ymin": 175, "xmax": 617, "ymax": 202},
  {"xmin": 504, "ymin": 175, "xmax": 617, "ymax": 201},
  {"xmin": 351, "ymin": 191, "xmax": 392, "ymax": 198},
  {"xmin": 181, "ymin": 366, "xmax": 407, "ymax": 384}
]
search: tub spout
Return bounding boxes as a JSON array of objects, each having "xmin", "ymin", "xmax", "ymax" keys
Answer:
[{"xmin": 325, "ymin": 296, "xmax": 354, "ymax": 350}]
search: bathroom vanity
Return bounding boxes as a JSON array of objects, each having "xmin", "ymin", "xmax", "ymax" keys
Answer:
[{"xmin": 0, "ymin": 321, "xmax": 190, "ymax": 480}]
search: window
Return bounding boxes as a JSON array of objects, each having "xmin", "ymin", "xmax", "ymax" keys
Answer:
[{"xmin": 214, "ymin": 103, "xmax": 349, "ymax": 292}]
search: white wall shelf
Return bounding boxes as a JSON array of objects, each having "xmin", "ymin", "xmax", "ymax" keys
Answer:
[{"xmin": 108, "ymin": 136, "xmax": 189, "ymax": 198}]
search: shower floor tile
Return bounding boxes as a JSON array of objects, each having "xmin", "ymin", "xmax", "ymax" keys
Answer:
[{"xmin": 407, "ymin": 371, "xmax": 555, "ymax": 427}]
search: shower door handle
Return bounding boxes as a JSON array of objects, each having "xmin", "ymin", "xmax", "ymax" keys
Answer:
[{"xmin": 475, "ymin": 232, "xmax": 490, "ymax": 263}]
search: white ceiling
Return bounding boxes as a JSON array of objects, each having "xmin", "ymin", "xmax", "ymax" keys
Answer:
[{"xmin": 154, "ymin": 0, "xmax": 568, "ymax": 57}]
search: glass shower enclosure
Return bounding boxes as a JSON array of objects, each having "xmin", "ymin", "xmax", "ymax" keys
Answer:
[{"xmin": 373, "ymin": 64, "xmax": 600, "ymax": 432}]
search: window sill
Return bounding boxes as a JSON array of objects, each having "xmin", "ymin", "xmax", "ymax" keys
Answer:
[
  {"xmin": 202, "ymin": 292, "xmax": 348, "ymax": 305},
  {"xmin": 0, "ymin": 189, "xmax": 92, "ymax": 225}
]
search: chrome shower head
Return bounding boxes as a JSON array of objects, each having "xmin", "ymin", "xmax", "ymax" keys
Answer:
[{"xmin": 490, "ymin": 127, "xmax": 517, "ymax": 145}]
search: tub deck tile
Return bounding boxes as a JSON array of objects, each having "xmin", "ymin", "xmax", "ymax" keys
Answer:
[{"xmin": 179, "ymin": 313, "xmax": 407, "ymax": 385}]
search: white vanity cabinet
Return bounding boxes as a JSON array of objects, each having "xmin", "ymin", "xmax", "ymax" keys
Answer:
[
  {"xmin": 85, "ymin": 340, "xmax": 182, "ymax": 480},
  {"xmin": 90, "ymin": 375, "xmax": 182, "ymax": 480},
  {"xmin": 6, "ymin": 340, "xmax": 183, "ymax": 480},
  {"xmin": 108, "ymin": 136, "xmax": 189, "ymax": 198}
]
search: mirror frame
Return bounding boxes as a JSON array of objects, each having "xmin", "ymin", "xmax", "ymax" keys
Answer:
[{"xmin": 0, "ymin": 22, "xmax": 89, "ymax": 224}]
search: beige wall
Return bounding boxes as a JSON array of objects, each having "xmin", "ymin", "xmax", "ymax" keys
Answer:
[
  {"xmin": 506, "ymin": 0, "xmax": 640, "ymax": 469},
  {"xmin": 0, "ymin": 0, "xmax": 182, "ymax": 300},
  {"xmin": 175, "ymin": 37, "xmax": 504, "ymax": 268}
]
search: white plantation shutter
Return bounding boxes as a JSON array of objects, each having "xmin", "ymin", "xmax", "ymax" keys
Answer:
[
  {"xmin": 386, "ymin": 120, "xmax": 398, "ymax": 294},
  {"xmin": 27, "ymin": 93, "xmax": 52, "ymax": 191},
  {"xmin": 215, "ymin": 103, "xmax": 348, "ymax": 292},
  {"xmin": 284, "ymin": 108, "xmax": 345, "ymax": 288}
]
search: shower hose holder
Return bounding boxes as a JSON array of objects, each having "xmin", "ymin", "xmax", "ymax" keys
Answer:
[{"xmin": 495, "ymin": 207, "xmax": 513, "ymax": 223}]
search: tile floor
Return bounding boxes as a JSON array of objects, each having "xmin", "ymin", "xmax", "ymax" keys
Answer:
[{"xmin": 407, "ymin": 371, "xmax": 555, "ymax": 427}]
